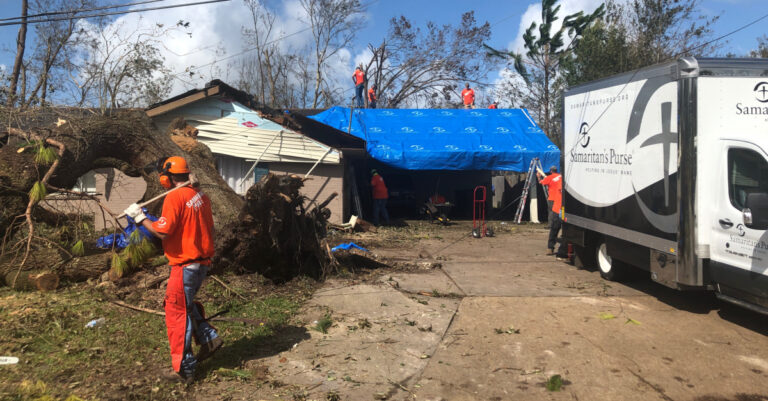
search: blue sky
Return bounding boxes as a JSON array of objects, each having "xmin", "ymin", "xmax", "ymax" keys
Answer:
[{"xmin": 0, "ymin": 0, "xmax": 765, "ymax": 98}]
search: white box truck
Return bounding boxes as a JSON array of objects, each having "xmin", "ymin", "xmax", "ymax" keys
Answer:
[{"xmin": 562, "ymin": 57, "xmax": 768, "ymax": 314}]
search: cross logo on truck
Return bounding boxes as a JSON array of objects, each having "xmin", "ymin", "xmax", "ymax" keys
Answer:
[
  {"xmin": 578, "ymin": 122, "xmax": 591, "ymax": 148},
  {"xmin": 640, "ymin": 102, "xmax": 678, "ymax": 208},
  {"xmin": 754, "ymin": 82, "xmax": 768, "ymax": 103}
]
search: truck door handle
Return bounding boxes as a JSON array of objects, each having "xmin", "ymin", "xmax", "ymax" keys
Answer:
[{"xmin": 719, "ymin": 218, "xmax": 733, "ymax": 228}]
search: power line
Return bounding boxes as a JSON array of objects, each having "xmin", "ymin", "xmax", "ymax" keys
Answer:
[
  {"xmin": 0, "ymin": 0, "xmax": 231, "ymax": 27},
  {"xmin": 0, "ymin": 0, "xmax": 169, "ymax": 22},
  {"xmin": 563, "ymin": 11, "xmax": 768, "ymax": 186},
  {"xmin": 674, "ymin": 11, "xmax": 768, "ymax": 58}
]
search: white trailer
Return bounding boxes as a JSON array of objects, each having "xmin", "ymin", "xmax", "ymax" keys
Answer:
[{"xmin": 562, "ymin": 57, "xmax": 768, "ymax": 314}]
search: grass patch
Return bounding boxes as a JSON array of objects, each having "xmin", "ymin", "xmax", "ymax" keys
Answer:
[
  {"xmin": 0, "ymin": 282, "xmax": 301, "ymax": 401},
  {"xmin": 545, "ymin": 374, "xmax": 563, "ymax": 392},
  {"xmin": 313, "ymin": 314, "xmax": 333, "ymax": 334}
]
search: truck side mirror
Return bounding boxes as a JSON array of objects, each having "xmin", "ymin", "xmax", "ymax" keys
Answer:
[{"xmin": 744, "ymin": 192, "xmax": 768, "ymax": 230}]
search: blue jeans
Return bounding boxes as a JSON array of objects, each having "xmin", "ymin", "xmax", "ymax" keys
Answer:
[
  {"xmin": 355, "ymin": 84, "xmax": 364, "ymax": 108},
  {"xmin": 372, "ymin": 198, "xmax": 390, "ymax": 226},
  {"xmin": 180, "ymin": 264, "xmax": 218, "ymax": 376}
]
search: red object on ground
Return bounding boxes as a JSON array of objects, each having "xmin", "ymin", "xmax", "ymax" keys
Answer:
[{"xmin": 473, "ymin": 186, "xmax": 486, "ymax": 238}]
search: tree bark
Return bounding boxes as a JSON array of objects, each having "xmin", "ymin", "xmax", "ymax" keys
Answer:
[
  {"xmin": 7, "ymin": 0, "xmax": 28, "ymax": 106},
  {"xmin": 0, "ymin": 110, "xmax": 244, "ymax": 236}
]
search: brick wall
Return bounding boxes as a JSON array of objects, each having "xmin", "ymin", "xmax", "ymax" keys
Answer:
[
  {"xmin": 266, "ymin": 162, "xmax": 345, "ymax": 224},
  {"xmin": 42, "ymin": 168, "xmax": 147, "ymax": 231}
]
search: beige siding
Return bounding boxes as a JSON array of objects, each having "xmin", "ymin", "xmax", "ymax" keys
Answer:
[
  {"xmin": 42, "ymin": 168, "xmax": 146, "ymax": 231},
  {"xmin": 267, "ymin": 162, "xmax": 345, "ymax": 224},
  {"xmin": 153, "ymin": 113, "xmax": 341, "ymax": 164}
]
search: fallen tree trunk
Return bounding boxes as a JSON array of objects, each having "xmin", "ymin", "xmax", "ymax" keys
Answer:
[
  {"xmin": 0, "ymin": 109, "xmax": 244, "ymax": 288},
  {"xmin": 3, "ymin": 270, "xmax": 59, "ymax": 291},
  {"xmin": 0, "ymin": 109, "xmax": 243, "ymax": 236}
]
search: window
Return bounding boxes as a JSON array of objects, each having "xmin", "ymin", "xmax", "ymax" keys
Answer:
[
  {"xmin": 73, "ymin": 170, "xmax": 97, "ymax": 194},
  {"xmin": 728, "ymin": 148, "xmax": 768, "ymax": 210},
  {"xmin": 253, "ymin": 167, "xmax": 269, "ymax": 184}
]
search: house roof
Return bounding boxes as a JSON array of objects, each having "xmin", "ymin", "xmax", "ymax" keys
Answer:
[
  {"xmin": 310, "ymin": 107, "xmax": 561, "ymax": 172},
  {"xmin": 145, "ymin": 81, "xmax": 365, "ymax": 154},
  {"xmin": 146, "ymin": 80, "xmax": 255, "ymax": 118}
]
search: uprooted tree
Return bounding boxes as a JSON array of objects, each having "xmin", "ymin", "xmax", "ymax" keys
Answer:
[{"xmin": 0, "ymin": 108, "xmax": 335, "ymax": 290}]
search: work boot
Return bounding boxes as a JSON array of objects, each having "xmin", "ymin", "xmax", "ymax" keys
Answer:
[
  {"xmin": 196, "ymin": 337, "xmax": 223, "ymax": 363},
  {"xmin": 160, "ymin": 369, "xmax": 194, "ymax": 385}
]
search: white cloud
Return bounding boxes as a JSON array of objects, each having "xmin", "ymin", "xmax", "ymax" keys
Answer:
[{"xmin": 83, "ymin": 0, "xmax": 366, "ymax": 99}]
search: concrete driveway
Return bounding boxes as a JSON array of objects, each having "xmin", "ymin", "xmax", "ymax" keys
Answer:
[{"xmin": 198, "ymin": 223, "xmax": 768, "ymax": 401}]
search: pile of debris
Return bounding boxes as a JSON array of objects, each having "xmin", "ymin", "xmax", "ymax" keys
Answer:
[{"xmin": 214, "ymin": 174, "xmax": 336, "ymax": 283}]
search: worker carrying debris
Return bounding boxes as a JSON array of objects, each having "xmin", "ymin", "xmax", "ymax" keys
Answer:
[
  {"xmin": 123, "ymin": 156, "xmax": 222, "ymax": 384},
  {"xmin": 368, "ymin": 84, "xmax": 378, "ymax": 109},
  {"xmin": 461, "ymin": 83, "xmax": 475, "ymax": 109},
  {"xmin": 353, "ymin": 65, "xmax": 366, "ymax": 108},
  {"xmin": 537, "ymin": 166, "xmax": 565, "ymax": 259}
]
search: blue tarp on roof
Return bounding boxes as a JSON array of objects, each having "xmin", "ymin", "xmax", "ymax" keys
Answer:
[{"xmin": 309, "ymin": 107, "xmax": 560, "ymax": 171}]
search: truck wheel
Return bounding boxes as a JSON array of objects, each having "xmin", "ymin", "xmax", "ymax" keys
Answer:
[{"xmin": 596, "ymin": 240, "xmax": 625, "ymax": 281}]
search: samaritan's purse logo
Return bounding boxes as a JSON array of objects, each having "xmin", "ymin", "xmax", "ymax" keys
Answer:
[
  {"xmin": 578, "ymin": 122, "xmax": 590, "ymax": 148},
  {"xmin": 755, "ymin": 82, "xmax": 768, "ymax": 103}
]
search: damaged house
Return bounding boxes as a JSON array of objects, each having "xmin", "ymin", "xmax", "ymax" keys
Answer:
[{"xmin": 145, "ymin": 80, "xmax": 365, "ymax": 224}]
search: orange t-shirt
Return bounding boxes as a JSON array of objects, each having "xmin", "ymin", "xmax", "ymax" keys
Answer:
[
  {"xmin": 488, "ymin": 103, "xmax": 497, "ymax": 109},
  {"xmin": 151, "ymin": 186, "xmax": 215, "ymax": 266},
  {"xmin": 461, "ymin": 88, "xmax": 475, "ymax": 105},
  {"xmin": 368, "ymin": 88, "xmax": 376, "ymax": 102},
  {"xmin": 371, "ymin": 174, "xmax": 388, "ymax": 199},
  {"xmin": 354, "ymin": 69, "xmax": 365, "ymax": 85},
  {"xmin": 540, "ymin": 173, "xmax": 562, "ymax": 213}
]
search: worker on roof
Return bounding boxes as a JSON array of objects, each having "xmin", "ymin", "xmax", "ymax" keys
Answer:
[
  {"xmin": 488, "ymin": 101, "xmax": 498, "ymax": 109},
  {"xmin": 368, "ymin": 84, "xmax": 378, "ymax": 109},
  {"xmin": 353, "ymin": 65, "xmax": 366, "ymax": 108},
  {"xmin": 461, "ymin": 83, "xmax": 475, "ymax": 109},
  {"xmin": 124, "ymin": 156, "xmax": 221, "ymax": 384},
  {"xmin": 537, "ymin": 165, "xmax": 566, "ymax": 259},
  {"xmin": 370, "ymin": 169, "xmax": 390, "ymax": 226}
]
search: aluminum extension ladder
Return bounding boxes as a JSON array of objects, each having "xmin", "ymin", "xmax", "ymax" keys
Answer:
[{"xmin": 513, "ymin": 157, "xmax": 547, "ymax": 224}]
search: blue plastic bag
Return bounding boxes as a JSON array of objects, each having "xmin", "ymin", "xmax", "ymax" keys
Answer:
[
  {"xmin": 330, "ymin": 242, "xmax": 369, "ymax": 253},
  {"xmin": 96, "ymin": 208, "xmax": 158, "ymax": 249}
]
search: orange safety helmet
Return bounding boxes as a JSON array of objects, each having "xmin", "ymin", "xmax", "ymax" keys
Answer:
[{"xmin": 158, "ymin": 156, "xmax": 190, "ymax": 188}]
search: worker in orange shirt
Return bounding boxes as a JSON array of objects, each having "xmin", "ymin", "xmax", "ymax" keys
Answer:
[
  {"xmin": 123, "ymin": 156, "xmax": 221, "ymax": 384},
  {"xmin": 461, "ymin": 83, "xmax": 475, "ymax": 109},
  {"xmin": 370, "ymin": 169, "xmax": 390, "ymax": 226},
  {"xmin": 488, "ymin": 101, "xmax": 498, "ymax": 109},
  {"xmin": 537, "ymin": 166, "xmax": 565, "ymax": 259},
  {"xmin": 352, "ymin": 65, "xmax": 366, "ymax": 108},
  {"xmin": 367, "ymin": 84, "xmax": 377, "ymax": 109}
]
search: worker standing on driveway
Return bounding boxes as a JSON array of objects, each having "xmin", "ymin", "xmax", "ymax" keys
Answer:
[
  {"xmin": 537, "ymin": 166, "xmax": 564, "ymax": 258},
  {"xmin": 353, "ymin": 65, "xmax": 366, "ymax": 108},
  {"xmin": 370, "ymin": 169, "xmax": 390, "ymax": 226},
  {"xmin": 538, "ymin": 165, "xmax": 561, "ymax": 228},
  {"xmin": 368, "ymin": 84, "xmax": 378, "ymax": 109},
  {"xmin": 123, "ymin": 156, "xmax": 222, "ymax": 384},
  {"xmin": 461, "ymin": 83, "xmax": 475, "ymax": 109}
]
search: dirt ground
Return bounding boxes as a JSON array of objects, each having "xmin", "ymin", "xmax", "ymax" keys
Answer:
[{"xmin": 192, "ymin": 221, "xmax": 768, "ymax": 401}]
